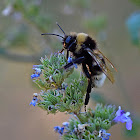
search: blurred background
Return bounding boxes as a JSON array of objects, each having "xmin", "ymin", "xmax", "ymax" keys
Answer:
[{"xmin": 0, "ymin": 0, "xmax": 140, "ymax": 140}]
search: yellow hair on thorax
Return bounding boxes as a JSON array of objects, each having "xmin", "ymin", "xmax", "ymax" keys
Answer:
[{"xmin": 77, "ymin": 33, "xmax": 88, "ymax": 45}]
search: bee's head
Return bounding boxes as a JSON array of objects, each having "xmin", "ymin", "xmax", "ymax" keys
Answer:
[
  {"xmin": 63, "ymin": 34, "xmax": 76, "ymax": 51},
  {"xmin": 41, "ymin": 23, "xmax": 76, "ymax": 52}
]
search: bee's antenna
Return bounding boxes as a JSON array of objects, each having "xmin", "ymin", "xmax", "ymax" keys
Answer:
[
  {"xmin": 56, "ymin": 22, "xmax": 66, "ymax": 36},
  {"xmin": 41, "ymin": 33, "xmax": 64, "ymax": 39}
]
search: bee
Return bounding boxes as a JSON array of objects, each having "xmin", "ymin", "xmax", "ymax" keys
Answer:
[{"xmin": 41, "ymin": 23, "xmax": 117, "ymax": 108}]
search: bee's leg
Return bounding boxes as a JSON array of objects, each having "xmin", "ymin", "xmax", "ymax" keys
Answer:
[
  {"xmin": 85, "ymin": 79, "xmax": 92, "ymax": 104},
  {"xmin": 59, "ymin": 48, "xmax": 64, "ymax": 53},
  {"xmin": 66, "ymin": 50, "xmax": 69, "ymax": 60},
  {"xmin": 82, "ymin": 63, "xmax": 92, "ymax": 112},
  {"xmin": 64, "ymin": 56, "xmax": 85, "ymax": 69},
  {"xmin": 84, "ymin": 78, "xmax": 92, "ymax": 112},
  {"xmin": 59, "ymin": 48, "xmax": 69, "ymax": 59},
  {"xmin": 82, "ymin": 63, "xmax": 91, "ymax": 79}
]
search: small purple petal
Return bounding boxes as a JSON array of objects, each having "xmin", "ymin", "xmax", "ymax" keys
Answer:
[
  {"xmin": 67, "ymin": 57, "xmax": 78, "ymax": 69},
  {"xmin": 54, "ymin": 126, "xmax": 61, "ymax": 131},
  {"xmin": 54, "ymin": 126, "xmax": 64, "ymax": 135},
  {"xmin": 62, "ymin": 122, "xmax": 69, "ymax": 127},
  {"xmin": 116, "ymin": 106, "xmax": 122, "ymax": 116},
  {"xmin": 59, "ymin": 127, "xmax": 64, "ymax": 135},
  {"xmin": 126, "ymin": 118, "xmax": 133, "ymax": 130},
  {"xmin": 113, "ymin": 116, "xmax": 121, "ymax": 122},
  {"xmin": 114, "ymin": 106, "xmax": 133, "ymax": 130},
  {"xmin": 31, "ymin": 67, "xmax": 42, "ymax": 79},
  {"xmin": 31, "ymin": 73, "xmax": 40, "ymax": 79},
  {"xmin": 29, "ymin": 99, "xmax": 38, "ymax": 106},
  {"xmin": 33, "ymin": 68, "xmax": 42, "ymax": 73},
  {"xmin": 67, "ymin": 57, "xmax": 72, "ymax": 63},
  {"xmin": 29, "ymin": 93, "xmax": 38, "ymax": 106},
  {"xmin": 120, "ymin": 114, "xmax": 128, "ymax": 123}
]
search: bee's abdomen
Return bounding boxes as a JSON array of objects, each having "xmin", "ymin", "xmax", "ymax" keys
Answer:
[{"xmin": 91, "ymin": 73, "xmax": 106, "ymax": 88}]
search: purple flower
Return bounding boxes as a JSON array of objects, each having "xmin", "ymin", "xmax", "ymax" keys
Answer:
[
  {"xmin": 54, "ymin": 126, "xmax": 64, "ymax": 135},
  {"xmin": 54, "ymin": 122, "xmax": 69, "ymax": 135},
  {"xmin": 33, "ymin": 65, "xmax": 43, "ymax": 68},
  {"xmin": 98, "ymin": 129, "xmax": 111, "ymax": 140},
  {"xmin": 113, "ymin": 106, "xmax": 133, "ymax": 130},
  {"xmin": 67, "ymin": 57, "xmax": 72, "ymax": 63},
  {"xmin": 54, "ymin": 126, "xmax": 61, "ymax": 131},
  {"xmin": 33, "ymin": 68, "xmax": 42, "ymax": 73},
  {"xmin": 31, "ymin": 68, "xmax": 42, "ymax": 79},
  {"xmin": 31, "ymin": 73, "xmax": 40, "ymax": 79},
  {"xmin": 62, "ymin": 122, "xmax": 69, "ymax": 127},
  {"xmin": 29, "ymin": 93, "xmax": 38, "ymax": 106},
  {"xmin": 67, "ymin": 57, "xmax": 78, "ymax": 69}
]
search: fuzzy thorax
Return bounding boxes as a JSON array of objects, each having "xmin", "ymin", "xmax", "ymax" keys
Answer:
[{"xmin": 77, "ymin": 33, "xmax": 88, "ymax": 45}]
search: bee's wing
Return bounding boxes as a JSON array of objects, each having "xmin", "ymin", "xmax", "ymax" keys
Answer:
[
  {"xmin": 85, "ymin": 48, "xmax": 116, "ymax": 83},
  {"xmin": 96, "ymin": 48, "xmax": 118, "ymax": 72}
]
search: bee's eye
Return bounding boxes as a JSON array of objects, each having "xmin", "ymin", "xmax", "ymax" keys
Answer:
[{"xmin": 65, "ymin": 36, "xmax": 71, "ymax": 44}]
